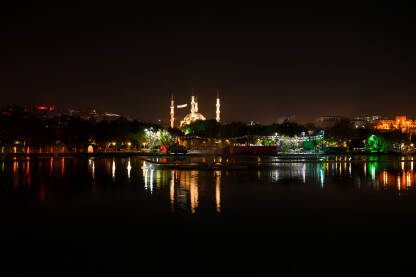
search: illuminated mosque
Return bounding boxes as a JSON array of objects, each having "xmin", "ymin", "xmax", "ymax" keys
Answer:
[{"xmin": 170, "ymin": 93, "xmax": 220, "ymax": 128}]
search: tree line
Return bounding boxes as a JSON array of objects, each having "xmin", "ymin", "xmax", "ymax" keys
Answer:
[{"xmin": 1, "ymin": 111, "xmax": 414, "ymax": 153}]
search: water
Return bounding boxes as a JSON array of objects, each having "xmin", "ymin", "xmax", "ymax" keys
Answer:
[{"xmin": 1, "ymin": 156, "xmax": 416, "ymax": 275}]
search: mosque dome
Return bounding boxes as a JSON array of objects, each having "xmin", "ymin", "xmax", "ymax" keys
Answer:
[{"xmin": 181, "ymin": 112, "xmax": 206, "ymax": 126}]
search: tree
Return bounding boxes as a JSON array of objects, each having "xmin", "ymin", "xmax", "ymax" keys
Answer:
[
  {"xmin": 365, "ymin": 135, "xmax": 389, "ymax": 153},
  {"xmin": 186, "ymin": 119, "xmax": 220, "ymax": 137},
  {"xmin": 157, "ymin": 129, "xmax": 175, "ymax": 145}
]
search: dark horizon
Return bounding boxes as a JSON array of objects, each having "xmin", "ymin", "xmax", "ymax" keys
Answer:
[{"xmin": 2, "ymin": 3, "xmax": 416, "ymax": 124}]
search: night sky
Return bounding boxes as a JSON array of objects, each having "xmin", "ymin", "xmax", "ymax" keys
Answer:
[{"xmin": 2, "ymin": 3, "xmax": 416, "ymax": 124}]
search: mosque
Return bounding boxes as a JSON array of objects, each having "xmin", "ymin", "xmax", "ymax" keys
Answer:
[{"xmin": 170, "ymin": 93, "xmax": 220, "ymax": 128}]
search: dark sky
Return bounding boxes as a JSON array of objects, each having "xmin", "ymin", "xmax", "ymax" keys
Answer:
[{"xmin": 1, "ymin": 3, "xmax": 416, "ymax": 124}]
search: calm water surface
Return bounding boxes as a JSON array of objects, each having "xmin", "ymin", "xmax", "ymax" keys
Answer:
[{"xmin": 1, "ymin": 156, "xmax": 416, "ymax": 275}]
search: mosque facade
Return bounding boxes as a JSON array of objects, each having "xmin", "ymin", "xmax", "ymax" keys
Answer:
[{"xmin": 170, "ymin": 93, "xmax": 220, "ymax": 128}]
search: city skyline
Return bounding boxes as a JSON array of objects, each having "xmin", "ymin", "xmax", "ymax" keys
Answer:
[{"xmin": 2, "ymin": 4, "xmax": 416, "ymax": 123}]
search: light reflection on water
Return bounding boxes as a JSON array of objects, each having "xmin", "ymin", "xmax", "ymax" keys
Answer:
[{"xmin": 2, "ymin": 156, "xmax": 416, "ymax": 214}]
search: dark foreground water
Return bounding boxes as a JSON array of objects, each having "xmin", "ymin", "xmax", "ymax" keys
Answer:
[{"xmin": 1, "ymin": 156, "xmax": 416, "ymax": 275}]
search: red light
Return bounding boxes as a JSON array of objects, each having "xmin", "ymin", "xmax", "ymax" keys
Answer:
[{"xmin": 37, "ymin": 106, "xmax": 54, "ymax": 111}]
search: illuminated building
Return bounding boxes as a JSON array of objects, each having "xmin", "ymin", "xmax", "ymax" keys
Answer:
[
  {"xmin": 375, "ymin": 116, "xmax": 416, "ymax": 132},
  {"xmin": 352, "ymin": 115, "xmax": 382, "ymax": 128},
  {"xmin": 169, "ymin": 92, "xmax": 221, "ymax": 127},
  {"xmin": 180, "ymin": 96, "xmax": 206, "ymax": 127}
]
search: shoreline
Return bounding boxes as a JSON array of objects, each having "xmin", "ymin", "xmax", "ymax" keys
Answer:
[{"xmin": 1, "ymin": 151, "xmax": 414, "ymax": 161}]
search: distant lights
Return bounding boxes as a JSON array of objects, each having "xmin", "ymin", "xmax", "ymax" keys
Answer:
[{"xmin": 36, "ymin": 106, "xmax": 54, "ymax": 111}]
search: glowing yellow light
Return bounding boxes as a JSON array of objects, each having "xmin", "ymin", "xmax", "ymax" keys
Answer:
[
  {"xmin": 112, "ymin": 160, "xmax": 116, "ymax": 180},
  {"xmin": 127, "ymin": 159, "xmax": 132, "ymax": 180},
  {"xmin": 190, "ymin": 172, "xmax": 199, "ymax": 214},
  {"xmin": 397, "ymin": 176, "xmax": 401, "ymax": 191},
  {"xmin": 170, "ymin": 171, "xmax": 175, "ymax": 211}
]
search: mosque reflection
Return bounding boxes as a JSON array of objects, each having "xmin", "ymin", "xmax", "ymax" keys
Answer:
[{"xmin": 142, "ymin": 161, "xmax": 221, "ymax": 214}]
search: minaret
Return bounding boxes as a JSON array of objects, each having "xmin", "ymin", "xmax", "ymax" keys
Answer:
[
  {"xmin": 216, "ymin": 90, "xmax": 221, "ymax": 122},
  {"xmin": 195, "ymin": 96, "xmax": 199, "ymax": 113},
  {"xmin": 170, "ymin": 94, "xmax": 175, "ymax": 128},
  {"xmin": 191, "ymin": 95, "xmax": 196, "ymax": 118}
]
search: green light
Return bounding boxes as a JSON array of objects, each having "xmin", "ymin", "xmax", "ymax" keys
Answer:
[
  {"xmin": 365, "ymin": 135, "xmax": 388, "ymax": 153},
  {"xmin": 369, "ymin": 162, "xmax": 378, "ymax": 180}
]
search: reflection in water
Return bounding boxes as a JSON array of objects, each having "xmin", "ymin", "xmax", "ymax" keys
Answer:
[
  {"xmin": 349, "ymin": 163, "xmax": 352, "ymax": 177},
  {"xmin": 170, "ymin": 170, "xmax": 175, "ymax": 212},
  {"xmin": 127, "ymin": 158, "xmax": 131, "ymax": 180},
  {"xmin": 370, "ymin": 162, "xmax": 376, "ymax": 182},
  {"xmin": 407, "ymin": 172, "xmax": 411, "ymax": 188},
  {"xmin": 270, "ymin": 163, "xmax": 311, "ymax": 183},
  {"xmin": 112, "ymin": 160, "xmax": 116, "ymax": 181},
  {"xmin": 142, "ymin": 161, "xmax": 154, "ymax": 193},
  {"xmin": 88, "ymin": 158, "xmax": 96, "ymax": 194},
  {"xmin": 397, "ymin": 175, "xmax": 401, "ymax": 191},
  {"xmin": 149, "ymin": 169, "xmax": 154, "ymax": 193},
  {"xmin": 92, "ymin": 160, "xmax": 95, "ymax": 180},
  {"xmin": 142, "ymin": 161, "xmax": 148, "ymax": 190},
  {"xmin": 26, "ymin": 159, "xmax": 31, "ymax": 187},
  {"xmin": 302, "ymin": 164, "xmax": 306, "ymax": 183},
  {"xmin": 6, "ymin": 157, "xmax": 416, "ymax": 214},
  {"xmin": 89, "ymin": 158, "xmax": 95, "ymax": 180},
  {"xmin": 215, "ymin": 170, "xmax": 221, "ymax": 213},
  {"xmin": 176, "ymin": 171, "xmax": 200, "ymax": 214},
  {"xmin": 140, "ymin": 167, "xmax": 219, "ymax": 214},
  {"xmin": 189, "ymin": 171, "xmax": 199, "ymax": 214},
  {"xmin": 318, "ymin": 164, "xmax": 325, "ymax": 188},
  {"xmin": 264, "ymin": 158, "xmax": 416, "ymax": 194},
  {"xmin": 61, "ymin": 158, "xmax": 65, "ymax": 176},
  {"xmin": 50, "ymin": 158, "xmax": 53, "ymax": 175},
  {"xmin": 383, "ymin": 171, "xmax": 388, "ymax": 187},
  {"xmin": 26, "ymin": 160, "xmax": 30, "ymax": 175},
  {"xmin": 271, "ymin": 169, "xmax": 279, "ymax": 182},
  {"xmin": 13, "ymin": 160, "xmax": 18, "ymax": 188}
]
